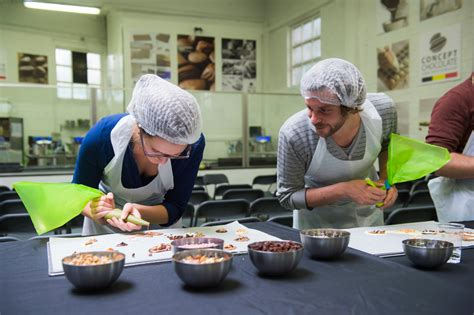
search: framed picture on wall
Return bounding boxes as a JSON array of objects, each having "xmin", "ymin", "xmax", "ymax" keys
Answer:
[
  {"xmin": 420, "ymin": 0, "xmax": 462, "ymax": 21},
  {"xmin": 419, "ymin": 24, "xmax": 461, "ymax": 85},
  {"xmin": 130, "ymin": 33, "xmax": 171, "ymax": 85},
  {"xmin": 177, "ymin": 35, "xmax": 215, "ymax": 91},
  {"xmin": 222, "ymin": 38, "xmax": 256, "ymax": 92},
  {"xmin": 376, "ymin": 0, "xmax": 409, "ymax": 34},
  {"xmin": 17, "ymin": 53, "xmax": 48, "ymax": 84},
  {"xmin": 377, "ymin": 40, "xmax": 409, "ymax": 91}
]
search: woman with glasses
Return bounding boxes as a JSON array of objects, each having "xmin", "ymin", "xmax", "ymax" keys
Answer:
[{"xmin": 73, "ymin": 74, "xmax": 205, "ymax": 235}]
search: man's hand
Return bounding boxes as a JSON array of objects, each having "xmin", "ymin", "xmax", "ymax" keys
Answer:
[
  {"xmin": 344, "ymin": 179, "xmax": 386, "ymax": 206},
  {"xmin": 89, "ymin": 192, "xmax": 115, "ymax": 225},
  {"xmin": 375, "ymin": 180, "xmax": 398, "ymax": 209},
  {"xmin": 106, "ymin": 202, "xmax": 142, "ymax": 232}
]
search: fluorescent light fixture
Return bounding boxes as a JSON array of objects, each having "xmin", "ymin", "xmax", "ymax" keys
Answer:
[{"xmin": 24, "ymin": 1, "xmax": 101, "ymax": 15}]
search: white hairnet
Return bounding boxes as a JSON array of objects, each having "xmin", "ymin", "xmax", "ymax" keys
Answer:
[
  {"xmin": 127, "ymin": 74, "xmax": 202, "ymax": 145},
  {"xmin": 300, "ymin": 58, "xmax": 366, "ymax": 108}
]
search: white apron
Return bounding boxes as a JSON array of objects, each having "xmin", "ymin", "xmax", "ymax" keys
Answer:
[
  {"xmin": 82, "ymin": 115, "xmax": 181, "ymax": 236},
  {"xmin": 428, "ymin": 132, "xmax": 474, "ymax": 222},
  {"xmin": 293, "ymin": 99, "xmax": 384, "ymax": 230}
]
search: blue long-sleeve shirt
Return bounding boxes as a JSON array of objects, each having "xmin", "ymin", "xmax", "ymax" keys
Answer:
[{"xmin": 72, "ymin": 113, "xmax": 205, "ymax": 226}]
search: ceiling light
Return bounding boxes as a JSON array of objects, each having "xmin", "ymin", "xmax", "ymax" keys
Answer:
[{"xmin": 24, "ymin": 1, "xmax": 101, "ymax": 15}]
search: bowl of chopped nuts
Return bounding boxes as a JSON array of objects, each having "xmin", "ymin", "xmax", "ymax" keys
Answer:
[
  {"xmin": 247, "ymin": 241, "xmax": 303, "ymax": 276},
  {"xmin": 62, "ymin": 251, "xmax": 125, "ymax": 290},
  {"xmin": 300, "ymin": 229, "xmax": 350, "ymax": 259},
  {"xmin": 172, "ymin": 249, "xmax": 233, "ymax": 288},
  {"xmin": 171, "ymin": 237, "xmax": 224, "ymax": 254}
]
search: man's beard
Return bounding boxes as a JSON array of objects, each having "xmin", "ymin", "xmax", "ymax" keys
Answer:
[{"xmin": 314, "ymin": 115, "xmax": 347, "ymax": 138}]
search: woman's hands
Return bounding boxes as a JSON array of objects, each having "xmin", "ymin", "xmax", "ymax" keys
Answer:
[
  {"xmin": 90, "ymin": 192, "xmax": 115, "ymax": 224},
  {"xmin": 106, "ymin": 202, "xmax": 143, "ymax": 232},
  {"xmin": 90, "ymin": 193, "xmax": 142, "ymax": 232}
]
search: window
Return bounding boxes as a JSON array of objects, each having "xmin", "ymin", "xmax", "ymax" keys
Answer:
[
  {"xmin": 289, "ymin": 17, "xmax": 321, "ymax": 87},
  {"xmin": 55, "ymin": 49, "xmax": 101, "ymax": 100}
]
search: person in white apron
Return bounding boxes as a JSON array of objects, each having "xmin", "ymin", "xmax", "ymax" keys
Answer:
[
  {"xmin": 425, "ymin": 76, "xmax": 474, "ymax": 222},
  {"xmin": 276, "ymin": 58, "xmax": 398, "ymax": 230},
  {"xmin": 75, "ymin": 74, "xmax": 203, "ymax": 235}
]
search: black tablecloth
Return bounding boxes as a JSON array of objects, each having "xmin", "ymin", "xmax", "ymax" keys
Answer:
[{"xmin": 1, "ymin": 222, "xmax": 473, "ymax": 314}]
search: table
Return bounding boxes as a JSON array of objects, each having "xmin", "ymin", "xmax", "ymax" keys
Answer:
[{"xmin": 1, "ymin": 222, "xmax": 473, "ymax": 314}]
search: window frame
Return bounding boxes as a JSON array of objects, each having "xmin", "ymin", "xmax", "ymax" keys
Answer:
[
  {"xmin": 288, "ymin": 16, "xmax": 322, "ymax": 87},
  {"xmin": 55, "ymin": 48, "xmax": 102, "ymax": 100}
]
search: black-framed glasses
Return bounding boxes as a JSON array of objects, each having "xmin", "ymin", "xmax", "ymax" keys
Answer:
[{"xmin": 138, "ymin": 125, "xmax": 191, "ymax": 159}]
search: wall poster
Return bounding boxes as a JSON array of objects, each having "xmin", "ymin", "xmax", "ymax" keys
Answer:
[
  {"xmin": 376, "ymin": 0, "xmax": 409, "ymax": 34},
  {"xmin": 377, "ymin": 40, "xmax": 409, "ymax": 91},
  {"xmin": 419, "ymin": 24, "xmax": 461, "ymax": 85},
  {"xmin": 18, "ymin": 53, "xmax": 48, "ymax": 84},
  {"xmin": 130, "ymin": 33, "xmax": 171, "ymax": 85},
  {"xmin": 177, "ymin": 35, "xmax": 215, "ymax": 91},
  {"xmin": 222, "ymin": 38, "xmax": 256, "ymax": 92},
  {"xmin": 420, "ymin": 0, "xmax": 462, "ymax": 21}
]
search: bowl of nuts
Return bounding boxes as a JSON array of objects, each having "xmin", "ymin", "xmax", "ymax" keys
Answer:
[
  {"xmin": 171, "ymin": 237, "xmax": 224, "ymax": 254},
  {"xmin": 62, "ymin": 251, "xmax": 125, "ymax": 290},
  {"xmin": 300, "ymin": 229, "xmax": 350, "ymax": 259},
  {"xmin": 172, "ymin": 249, "xmax": 233, "ymax": 288},
  {"xmin": 247, "ymin": 241, "xmax": 303, "ymax": 276}
]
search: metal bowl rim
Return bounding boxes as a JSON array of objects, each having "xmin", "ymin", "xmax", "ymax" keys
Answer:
[
  {"xmin": 172, "ymin": 249, "xmax": 233, "ymax": 265},
  {"xmin": 402, "ymin": 238, "xmax": 454, "ymax": 249},
  {"xmin": 300, "ymin": 229, "xmax": 351, "ymax": 238},
  {"xmin": 62, "ymin": 251, "xmax": 125, "ymax": 267},
  {"xmin": 247, "ymin": 240, "xmax": 304, "ymax": 254}
]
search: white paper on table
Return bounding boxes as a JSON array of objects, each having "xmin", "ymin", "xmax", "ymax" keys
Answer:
[
  {"xmin": 47, "ymin": 221, "xmax": 281, "ymax": 276},
  {"xmin": 346, "ymin": 221, "xmax": 474, "ymax": 257}
]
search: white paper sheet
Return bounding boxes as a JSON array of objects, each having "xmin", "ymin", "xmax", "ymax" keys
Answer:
[
  {"xmin": 346, "ymin": 221, "xmax": 474, "ymax": 257},
  {"xmin": 48, "ymin": 221, "xmax": 281, "ymax": 276}
]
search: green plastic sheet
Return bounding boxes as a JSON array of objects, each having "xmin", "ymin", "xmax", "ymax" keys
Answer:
[
  {"xmin": 12, "ymin": 182, "xmax": 103, "ymax": 235},
  {"xmin": 387, "ymin": 133, "xmax": 451, "ymax": 186}
]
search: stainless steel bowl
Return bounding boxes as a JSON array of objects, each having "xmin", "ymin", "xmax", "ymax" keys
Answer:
[
  {"xmin": 171, "ymin": 237, "xmax": 224, "ymax": 254},
  {"xmin": 62, "ymin": 251, "xmax": 125, "ymax": 290},
  {"xmin": 402, "ymin": 239, "xmax": 454, "ymax": 269},
  {"xmin": 247, "ymin": 241, "xmax": 303, "ymax": 276},
  {"xmin": 300, "ymin": 229, "xmax": 350, "ymax": 259},
  {"xmin": 173, "ymin": 249, "xmax": 233, "ymax": 288}
]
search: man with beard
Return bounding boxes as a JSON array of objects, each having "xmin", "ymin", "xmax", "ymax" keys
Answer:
[{"xmin": 277, "ymin": 58, "xmax": 398, "ymax": 229}]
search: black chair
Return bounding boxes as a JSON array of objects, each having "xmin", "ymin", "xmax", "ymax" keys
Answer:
[
  {"xmin": 268, "ymin": 214, "xmax": 293, "ymax": 228},
  {"xmin": 194, "ymin": 199, "xmax": 250, "ymax": 226},
  {"xmin": 252, "ymin": 174, "xmax": 277, "ymax": 196},
  {"xmin": 0, "ymin": 236, "xmax": 20, "ymax": 242},
  {"xmin": 200, "ymin": 216, "xmax": 261, "ymax": 227},
  {"xmin": 0, "ymin": 191, "xmax": 20, "ymax": 203},
  {"xmin": 222, "ymin": 188, "xmax": 264, "ymax": 203},
  {"xmin": 0, "ymin": 185, "xmax": 11, "ymax": 192},
  {"xmin": 195, "ymin": 175, "xmax": 204, "ymax": 186},
  {"xmin": 182, "ymin": 203, "xmax": 195, "ymax": 228},
  {"xmin": 214, "ymin": 184, "xmax": 252, "ymax": 199},
  {"xmin": 0, "ymin": 200, "xmax": 27, "ymax": 215},
  {"xmin": 189, "ymin": 191, "xmax": 210, "ymax": 206},
  {"xmin": 409, "ymin": 180, "xmax": 429, "ymax": 195},
  {"xmin": 250, "ymin": 197, "xmax": 289, "ymax": 221},
  {"xmin": 192, "ymin": 185, "xmax": 206, "ymax": 192},
  {"xmin": 203, "ymin": 173, "xmax": 229, "ymax": 198},
  {"xmin": 383, "ymin": 190, "xmax": 410, "ymax": 220},
  {"xmin": 384, "ymin": 205, "xmax": 437, "ymax": 225},
  {"xmin": 394, "ymin": 180, "xmax": 415, "ymax": 192},
  {"xmin": 203, "ymin": 173, "xmax": 229, "ymax": 186},
  {"xmin": 404, "ymin": 189, "xmax": 434, "ymax": 207},
  {"xmin": 0, "ymin": 214, "xmax": 37, "ymax": 239}
]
